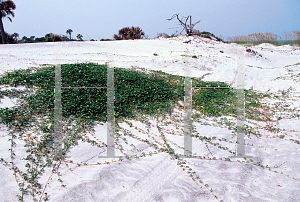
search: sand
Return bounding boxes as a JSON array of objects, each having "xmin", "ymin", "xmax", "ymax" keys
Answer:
[{"xmin": 0, "ymin": 36, "xmax": 300, "ymax": 201}]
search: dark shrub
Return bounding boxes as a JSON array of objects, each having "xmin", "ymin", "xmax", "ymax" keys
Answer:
[
  {"xmin": 34, "ymin": 37, "xmax": 46, "ymax": 43},
  {"xmin": 113, "ymin": 26, "xmax": 145, "ymax": 40},
  {"xmin": 0, "ymin": 31, "xmax": 17, "ymax": 44},
  {"xmin": 199, "ymin": 31, "xmax": 224, "ymax": 42},
  {"xmin": 62, "ymin": 35, "xmax": 69, "ymax": 41},
  {"xmin": 44, "ymin": 33, "xmax": 63, "ymax": 42}
]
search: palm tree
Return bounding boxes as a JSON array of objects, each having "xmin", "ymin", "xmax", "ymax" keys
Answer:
[
  {"xmin": 0, "ymin": 0, "xmax": 16, "ymax": 44},
  {"xmin": 76, "ymin": 34, "xmax": 83, "ymax": 41},
  {"xmin": 66, "ymin": 29, "xmax": 73, "ymax": 40}
]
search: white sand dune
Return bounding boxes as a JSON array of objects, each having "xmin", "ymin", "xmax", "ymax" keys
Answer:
[{"xmin": 0, "ymin": 36, "xmax": 300, "ymax": 201}]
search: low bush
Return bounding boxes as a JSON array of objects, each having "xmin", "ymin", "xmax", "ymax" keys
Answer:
[
  {"xmin": 19, "ymin": 33, "xmax": 68, "ymax": 43},
  {"xmin": 44, "ymin": 33, "xmax": 63, "ymax": 42},
  {"xmin": 203, "ymin": 34, "xmax": 211, "ymax": 39},
  {"xmin": 34, "ymin": 37, "xmax": 46, "ymax": 43},
  {"xmin": 0, "ymin": 31, "xmax": 18, "ymax": 44},
  {"xmin": 114, "ymin": 26, "xmax": 145, "ymax": 40}
]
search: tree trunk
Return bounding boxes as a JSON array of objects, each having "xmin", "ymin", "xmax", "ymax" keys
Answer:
[{"xmin": 0, "ymin": 17, "xmax": 7, "ymax": 44}]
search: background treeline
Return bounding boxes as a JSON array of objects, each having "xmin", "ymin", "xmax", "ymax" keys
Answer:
[{"xmin": 1, "ymin": 28, "xmax": 300, "ymax": 47}]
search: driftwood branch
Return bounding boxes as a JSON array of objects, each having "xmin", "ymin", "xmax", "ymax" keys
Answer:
[
  {"xmin": 191, "ymin": 20, "xmax": 201, "ymax": 30},
  {"xmin": 167, "ymin": 14, "xmax": 201, "ymax": 35}
]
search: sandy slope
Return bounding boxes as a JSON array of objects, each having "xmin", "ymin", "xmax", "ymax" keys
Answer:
[{"xmin": 0, "ymin": 36, "xmax": 300, "ymax": 201}]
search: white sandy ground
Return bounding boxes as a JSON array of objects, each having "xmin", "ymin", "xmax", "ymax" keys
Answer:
[{"xmin": 0, "ymin": 36, "xmax": 300, "ymax": 201}]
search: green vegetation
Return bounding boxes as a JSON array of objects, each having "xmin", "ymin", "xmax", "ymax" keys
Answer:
[
  {"xmin": 0, "ymin": 62, "xmax": 286, "ymax": 138},
  {"xmin": 231, "ymin": 40, "xmax": 300, "ymax": 47},
  {"xmin": 203, "ymin": 34, "xmax": 211, "ymax": 39},
  {"xmin": 0, "ymin": 62, "xmax": 284, "ymax": 132},
  {"xmin": 19, "ymin": 33, "xmax": 77, "ymax": 43},
  {"xmin": 180, "ymin": 54, "xmax": 197, "ymax": 58},
  {"xmin": 11, "ymin": 29, "xmax": 83, "ymax": 44},
  {"xmin": 0, "ymin": 63, "xmax": 177, "ymax": 128},
  {"xmin": 1, "ymin": 63, "xmax": 299, "ymax": 201}
]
